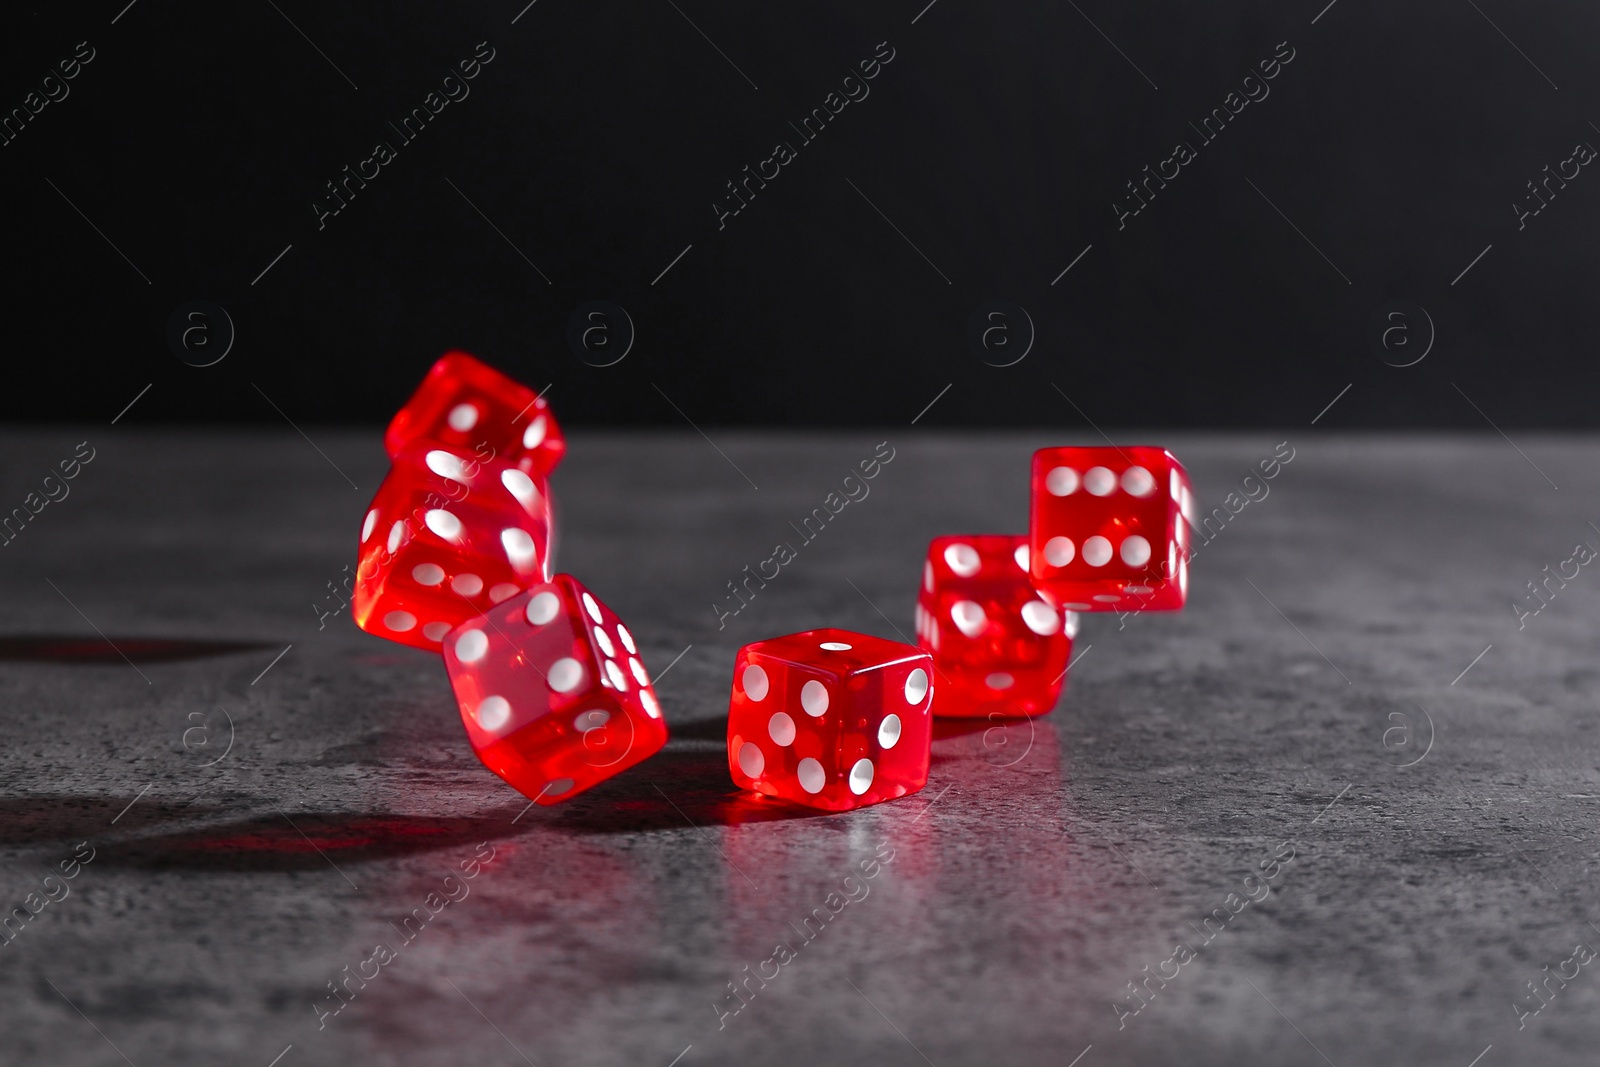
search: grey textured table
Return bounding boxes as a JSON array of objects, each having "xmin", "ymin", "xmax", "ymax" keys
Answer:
[{"xmin": 1, "ymin": 428, "xmax": 1597, "ymax": 1067}]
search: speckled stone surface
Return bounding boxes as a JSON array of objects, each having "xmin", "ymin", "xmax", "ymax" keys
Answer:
[{"xmin": 1, "ymin": 428, "xmax": 1597, "ymax": 1066}]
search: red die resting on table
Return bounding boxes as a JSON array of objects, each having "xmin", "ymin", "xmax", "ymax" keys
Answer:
[
  {"xmin": 1029, "ymin": 446, "xmax": 1193, "ymax": 613},
  {"xmin": 727, "ymin": 628, "xmax": 932, "ymax": 812},
  {"xmin": 442, "ymin": 574, "xmax": 667, "ymax": 804},
  {"xmin": 353, "ymin": 440, "xmax": 553, "ymax": 651},
  {"xmin": 384, "ymin": 351, "xmax": 566, "ymax": 476},
  {"xmin": 915, "ymin": 534, "xmax": 1078, "ymax": 718}
]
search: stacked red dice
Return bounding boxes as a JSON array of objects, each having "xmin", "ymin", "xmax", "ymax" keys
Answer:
[
  {"xmin": 726, "ymin": 629, "xmax": 932, "ymax": 812},
  {"xmin": 356, "ymin": 352, "xmax": 668, "ymax": 805},
  {"xmin": 914, "ymin": 535, "xmax": 1077, "ymax": 718},
  {"xmin": 355, "ymin": 352, "xmax": 565, "ymax": 649}
]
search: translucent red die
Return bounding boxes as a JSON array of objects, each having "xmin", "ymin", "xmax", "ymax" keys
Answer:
[
  {"xmin": 727, "ymin": 628, "xmax": 932, "ymax": 812},
  {"xmin": 442, "ymin": 575, "xmax": 667, "ymax": 804},
  {"xmin": 384, "ymin": 351, "xmax": 566, "ymax": 476},
  {"xmin": 353, "ymin": 440, "xmax": 553, "ymax": 651},
  {"xmin": 1028, "ymin": 446, "xmax": 1192, "ymax": 612},
  {"xmin": 915, "ymin": 534, "xmax": 1077, "ymax": 718}
]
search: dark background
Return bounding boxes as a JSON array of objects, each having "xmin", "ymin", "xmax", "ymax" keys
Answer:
[{"xmin": 2, "ymin": 0, "xmax": 1595, "ymax": 429}]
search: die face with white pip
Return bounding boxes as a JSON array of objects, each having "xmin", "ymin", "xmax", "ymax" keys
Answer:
[
  {"xmin": 727, "ymin": 628, "xmax": 932, "ymax": 812},
  {"xmin": 384, "ymin": 351, "xmax": 566, "ymax": 476},
  {"xmin": 442, "ymin": 574, "xmax": 667, "ymax": 805},
  {"xmin": 916, "ymin": 535, "xmax": 1075, "ymax": 718},
  {"xmin": 1028, "ymin": 446, "xmax": 1191, "ymax": 613},
  {"xmin": 353, "ymin": 439, "xmax": 554, "ymax": 651}
]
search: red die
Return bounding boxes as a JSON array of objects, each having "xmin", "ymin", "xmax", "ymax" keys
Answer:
[
  {"xmin": 353, "ymin": 440, "xmax": 553, "ymax": 651},
  {"xmin": 915, "ymin": 535, "xmax": 1077, "ymax": 718},
  {"xmin": 1029, "ymin": 446, "xmax": 1192, "ymax": 612},
  {"xmin": 384, "ymin": 352, "xmax": 565, "ymax": 476},
  {"xmin": 442, "ymin": 575, "xmax": 667, "ymax": 804},
  {"xmin": 727, "ymin": 628, "xmax": 932, "ymax": 812}
]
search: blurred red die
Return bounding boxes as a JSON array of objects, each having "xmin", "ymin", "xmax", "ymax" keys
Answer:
[
  {"xmin": 915, "ymin": 534, "xmax": 1076, "ymax": 718},
  {"xmin": 385, "ymin": 351, "xmax": 565, "ymax": 476}
]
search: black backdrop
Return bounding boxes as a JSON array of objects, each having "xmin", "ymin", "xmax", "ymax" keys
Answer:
[{"xmin": 3, "ymin": 0, "xmax": 1597, "ymax": 429}]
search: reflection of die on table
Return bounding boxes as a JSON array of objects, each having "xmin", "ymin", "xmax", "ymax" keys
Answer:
[
  {"xmin": 1029, "ymin": 445, "xmax": 1193, "ymax": 613},
  {"xmin": 728, "ymin": 629, "xmax": 932, "ymax": 812},
  {"xmin": 915, "ymin": 534, "xmax": 1078, "ymax": 719}
]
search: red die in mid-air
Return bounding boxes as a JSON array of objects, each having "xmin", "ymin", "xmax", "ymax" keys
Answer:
[
  {"xmin": 384, "ymin": 351, "xmax": 566, "ymax": 476},
  {"xmin": 727, "ymin": 628, "xmax": 932, "ymax": 812},
  {"xmin": 915, "ymin": 535, "xmax": 1078, "ymax": 718},
  {"xmin": 442, "ymin": 575, "xmax": 667, "ymax": 804},
  {"xmin": 353, "ymin": 440, "xmax": 553, "ymax": 651},
  {"xmin": 1029, "ymin": 446, "xmax": 1192, "ymax": 613}
]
